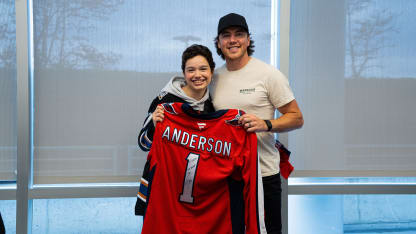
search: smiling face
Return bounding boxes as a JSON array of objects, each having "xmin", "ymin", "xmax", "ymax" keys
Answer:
[
  {"xmin": 217, "ymin": 26, "xmax": 251, "ymax": 62},
  {"xmin": 182, "ymin": 55, "xmax": 213, "ymax": 100}
]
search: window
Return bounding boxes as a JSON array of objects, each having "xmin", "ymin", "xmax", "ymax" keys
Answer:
[
  {"xmin": 0, "ymin": 0, "xmax": 17, "ymax": 182},
  {"xmin": 287, "ymin": 1, "xmax": 416, "ymax": 233},
  {"xmin": 32, "ymin": 198, "xmax": 140, "ymax": 233},
  {"xmin": 31, "ymin": 0, "xmax": 271, "ymax": 184},
  {"xmin": 289, "ymin": 0, "xmax": 416, "ymax": 174},
  {"xmin": 0, "ymin": 200, "xmax": 16, "ymax": 234},
  {"xmin": 289, "ymin": 194, "xmax": 416, "ymax": 234}
]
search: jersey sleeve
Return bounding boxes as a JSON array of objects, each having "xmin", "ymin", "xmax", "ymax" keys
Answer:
[
  {"xmin": 276, "ymin": 140, "xmax": 294, "ymax": 179},
  {"xmin": 241, "ymin": 132, "xmax": 267, "ymax": 234},
  {"xmin": 138, "ymin": 97, "xmax": 161, "ymax": 152},
  {"xmin": 136, "ymin": 115, "xmax": 165, "ymax": 216},
  {"xmin": 135, "ymin": 160, "xmax": 150, "ymax": 216}
]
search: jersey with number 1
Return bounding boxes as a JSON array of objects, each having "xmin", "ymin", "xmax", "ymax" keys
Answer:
[{"xmin": 136, "ymin": 102, "xmax": 266, "ymax": 234}]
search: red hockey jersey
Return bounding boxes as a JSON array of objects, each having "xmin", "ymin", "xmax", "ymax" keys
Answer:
[{"xmin": 137, "ymin": 102, "xmax": 266, "ymax": 234}]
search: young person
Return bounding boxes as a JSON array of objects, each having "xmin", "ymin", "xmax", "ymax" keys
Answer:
[
  {"xmin": 138, "ymin": 44, "xmax": 215, "ymax": 151},
  {"xmin": 211, "ymin": 13, "xmax": 304, "ymax": 234}
]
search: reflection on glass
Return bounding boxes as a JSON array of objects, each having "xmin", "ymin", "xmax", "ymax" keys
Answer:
[
  {"xmin": 345, "ymin": 0, "xmax": 398, "ymax": 79},
  {"xmin": 289, "ymin": 0, "xmax": 416, "ymax": 172},
  {"xmin": 289, "ymin": 195, "xmax": 416, "ymax": 234},
  {"xmin": 0, "ymin": 0, "xmax": 17, "ymax": 182},
  {"xmin": 344, "ymin": 0, "xmax": 416, "ymax": 171},
  {"xmin": 33, "ymin": 0, "xmax": 124, "ymax": 69},
  {"xmin": 32, "ymin": 197, "xmax": 141, "ymax": 233}
]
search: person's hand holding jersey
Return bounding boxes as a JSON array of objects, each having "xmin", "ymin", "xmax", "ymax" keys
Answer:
[
  {"xmin": 152, "ymin": 105, "xmax": 165, "ymax": 126},
  {"xmin": 239, "ymin": 113, "xmax": 268, "ymax": 133}
]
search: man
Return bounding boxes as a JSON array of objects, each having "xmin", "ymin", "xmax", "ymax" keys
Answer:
[{"xmin": 210, "ymin": 13, "xmax": 304, "ymax": 234}]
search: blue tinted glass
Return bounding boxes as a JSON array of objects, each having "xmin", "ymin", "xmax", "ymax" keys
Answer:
[
  {"xmin": 32, "ymin": 198, "xmax": 141, "ymax": 233},
  {"xmin": 289, "ymin": 195, "xmax": 416, "ymax": 234},
  {"xmin": 0, "ymin": 200, "xmax": 16, "ymax": 234},
  {"xmin": 289, "ymin": 177, "xmax": 416, "ymax": 185}
]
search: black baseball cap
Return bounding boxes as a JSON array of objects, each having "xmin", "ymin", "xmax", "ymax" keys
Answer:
[{"xmin": 217, "ymin": 13, "xmax": 249, "ymax": 35}]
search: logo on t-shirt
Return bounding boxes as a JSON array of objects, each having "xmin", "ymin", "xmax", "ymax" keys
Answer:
[{"xmin": 239, "ymin": 88, "xmax": 255, "ymax": 94}]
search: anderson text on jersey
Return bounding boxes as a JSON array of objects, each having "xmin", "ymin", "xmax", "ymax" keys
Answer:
[{"xmin": 161, "ymin": 126, "xmax": 232, "ymax": 157}]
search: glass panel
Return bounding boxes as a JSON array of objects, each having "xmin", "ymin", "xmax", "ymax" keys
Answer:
[
  {"xmin": 289, "ymin": 0, "xmax": 416, "ymax": 172},
  {"xmin": 32, "ymin": 197, "xmax": 141, "ymax": 233},
  {"xmin": 289, "ymin": 195, "xmax": 416, "ymax": 234},
  {"xmin": 289, "ymin": 177, "xmax": 416, "ymax": 185},
  {"xmin": 32, "ymin": 0, "xmax": 271, "ymax": 184},
  {"xmin": 0, "ymin": 200, "xmax": 16, "ymax": 234},
  {"xmin": 0, "ymin": 0, "xmax": 17, "ymax": 182}
]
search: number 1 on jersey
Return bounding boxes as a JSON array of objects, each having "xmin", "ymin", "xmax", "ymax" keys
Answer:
[{"xmin": 179, "ymin": 153, "xmax": 200, "ymax": 203}]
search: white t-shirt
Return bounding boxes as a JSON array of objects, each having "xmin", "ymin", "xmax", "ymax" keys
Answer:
[{"xmin": 210, "ymin": 57, "xmax": 295, "ymax": 176}]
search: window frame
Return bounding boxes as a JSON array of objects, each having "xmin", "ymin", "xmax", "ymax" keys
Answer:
[{"xmin": 1, "ymin": 1, "xmax": 414, "ymax": 234}]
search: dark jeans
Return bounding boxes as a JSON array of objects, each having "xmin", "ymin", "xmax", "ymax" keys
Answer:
[{"xmin": 263, "ymin": 173, "xmax": 282, "ymax": 234}]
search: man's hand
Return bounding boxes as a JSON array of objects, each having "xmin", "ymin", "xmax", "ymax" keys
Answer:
[
  {"xmin": 238, "ymin": 100, "xmax": 304, "ymax": 133},
  {"xmin": 239, "ymin": 113, "xmax": 268, "ymax": 133}
]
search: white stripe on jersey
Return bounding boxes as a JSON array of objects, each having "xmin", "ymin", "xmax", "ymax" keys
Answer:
[{"xmin": 257, "ymin": 153, "xmax": 267, "ymax": 234}]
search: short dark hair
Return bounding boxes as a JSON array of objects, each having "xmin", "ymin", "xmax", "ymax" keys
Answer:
[
  {"xmin": 214, "ymin": 33, "xmax": 255, "ymax": 60},
  {"xmin": 181, "ymin": 44, "xmax": 215, "ymax": 73}
]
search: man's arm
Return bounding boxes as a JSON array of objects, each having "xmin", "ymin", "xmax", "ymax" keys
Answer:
[
  {"xmin": 239, "ymin": 99, "xmax": 303, "ymax": 133},
  {"xmin": 272, "ymin": 99, "xmax": 303, "ymax": 132}
]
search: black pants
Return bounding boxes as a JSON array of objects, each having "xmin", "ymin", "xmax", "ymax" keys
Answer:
[{"xmin": 263, "ymin": 173, "xmax": 282, "ymax": 234}]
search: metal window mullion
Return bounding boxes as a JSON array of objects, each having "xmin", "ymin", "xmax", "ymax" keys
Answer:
[
  {"xmin": 270, "ymin": 0, "xmax": 278, "ymax": 68},
  {"xmin": 277, "ymin": 1, "xmax": 291, "ymax": 234},
  {"xmin": 0, "ymin": 188, "xmax": 16, "ymax": 200},
  {"xmin": 29, "ymin": 185, "xmax": 139, "ymax": 199},
  {"xmin": 16, "ymin": 0, "xmax": 33, "ymax": 233}
]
